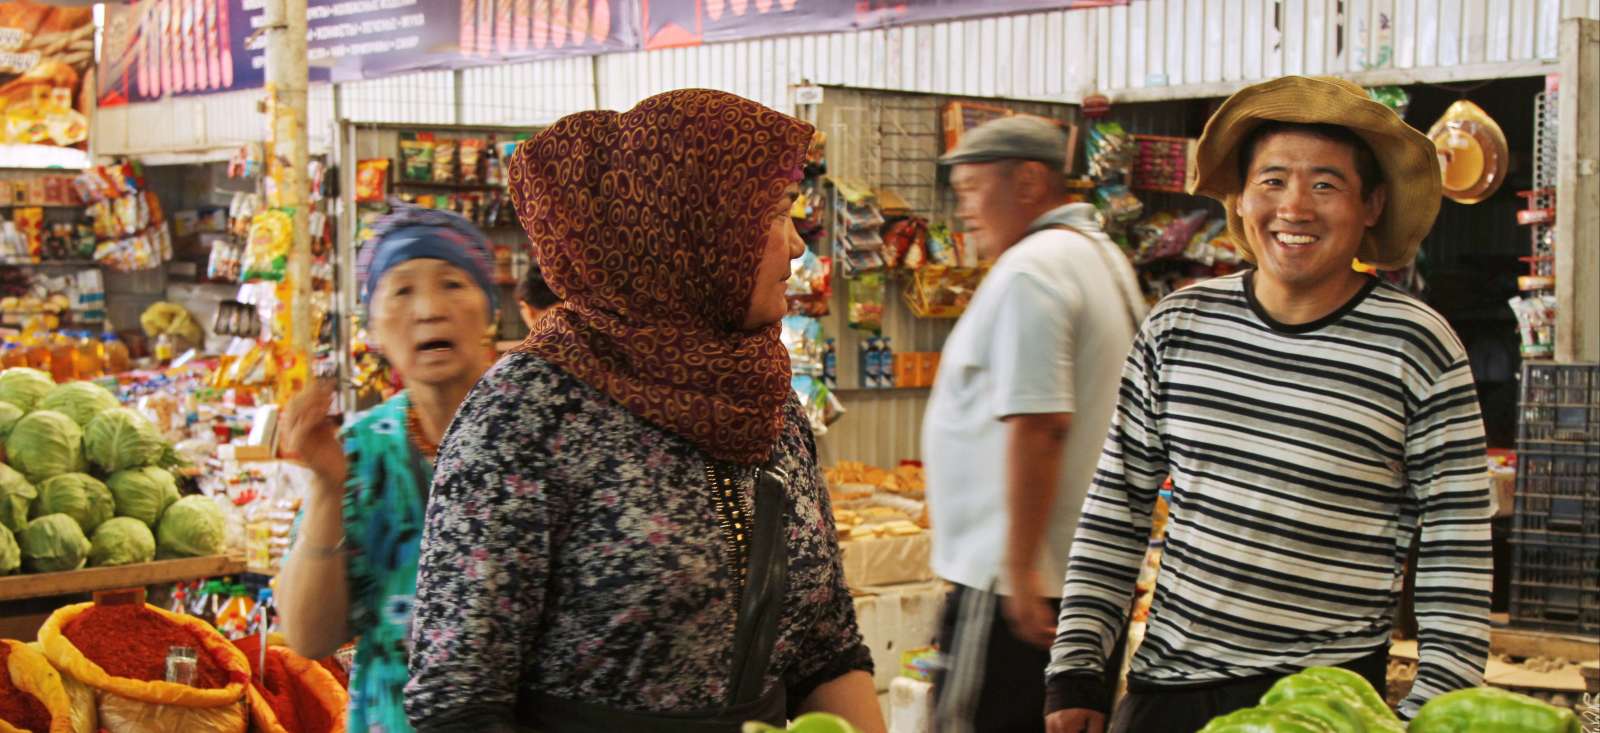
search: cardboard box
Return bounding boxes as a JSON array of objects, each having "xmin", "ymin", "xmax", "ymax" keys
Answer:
[
  {"xmin": 893, "ymin": 354, "xmax": 915, "ymax": 389},
  {"xmin": 889, "ymin": 677, "xmax": 934, "ymax": 733},
  {"xmin": 841, "ymin": 532, "xmax": 934, "ymax": 588},
  {"xmin": 852, "ymin": 580, "xmax": 947, "ymax": 692},
  {"xmin": 918, "ymin": 353, "xmax": 940, "ymax": 387}
]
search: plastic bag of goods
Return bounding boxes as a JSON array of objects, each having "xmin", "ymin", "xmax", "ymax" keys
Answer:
[
  {"xmin": 230, "ymin": 635, "xmax": 347, "ymax": 733},
  {"xmin": 38, "ymin": 603, "xmax": 249, "ymax": 733},
  {"xmin": 0, "ymin": 638, "xmax": 79, "ymax": 733}
]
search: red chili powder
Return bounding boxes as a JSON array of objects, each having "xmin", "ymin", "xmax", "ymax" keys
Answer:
[
  {"xmin": 0, "ymin": 644, "xmax": 53, "ymax": 733},
  {"xmin": 61, "ymin": 605, "xmax": 232, "ymax": 689},
  {"xmin": 285, "ymin": 663, "xmax": 335, "ymax": 733},
  {"xmin": 232, "ymin": 636, "xmax": 336, "ymax": 733}
]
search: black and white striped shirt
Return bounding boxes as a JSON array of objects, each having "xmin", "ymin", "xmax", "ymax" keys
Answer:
[{"xmin": 1046, "ymin": 271, "xmax": 1492, "ymax": 719}]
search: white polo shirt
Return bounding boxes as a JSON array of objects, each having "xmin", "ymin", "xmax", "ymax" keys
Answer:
[{"xmin": 923, "ymin": 203, "xmax": 1144, "ymax": 597}]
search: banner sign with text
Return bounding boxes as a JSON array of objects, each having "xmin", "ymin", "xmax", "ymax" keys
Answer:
[
  {"xmin": 640, "ymin": 0, "xmax": 1124, "ymax": 50},
  {"xmin": 98, "ymin": 0, "xmax": 1124, "ymax": 104},
  {"xmin": 99, "ymin": 0, "xmax": 639, "ymax": 105}
]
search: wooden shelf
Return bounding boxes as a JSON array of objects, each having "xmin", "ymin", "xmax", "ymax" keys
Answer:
[{"xmin": 0, "ymin": 556, "xmax": 247, "ymax": 602}]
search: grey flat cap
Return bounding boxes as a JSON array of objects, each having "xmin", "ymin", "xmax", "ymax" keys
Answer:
[{"xmin": 940, "ymin": 115, "xmax": 1069, "ymax": 168}]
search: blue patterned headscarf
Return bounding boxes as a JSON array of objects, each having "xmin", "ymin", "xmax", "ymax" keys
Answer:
[{"xmin": 358, "ymin": 206, "xmax": 498, "ymax": 319}]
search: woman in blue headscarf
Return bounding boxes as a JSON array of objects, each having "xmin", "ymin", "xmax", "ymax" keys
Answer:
[{"xmin": 276, "ymin": 206, "xmax": 499, "ymax": 733}]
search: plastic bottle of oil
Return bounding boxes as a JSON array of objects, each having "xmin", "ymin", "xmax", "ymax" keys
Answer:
[
  {"xmin": 48, "ymin": 331, "xmax": 76, "ymax": 382},
  {"xmin": 22, "ymin": 330, "xmax": 49, "ymax": 372},
  {"xmin": 73, "ymin": 330, "xmax": 103, "ymax": 379},
  {"xmin": 1, "ymin": 342, "xmax": 26, "ymax": 369},
  {"xmin": 101, "ymin": 332, "xmax": 131, "ymax": 374}
]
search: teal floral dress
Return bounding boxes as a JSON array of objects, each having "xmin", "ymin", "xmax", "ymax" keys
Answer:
[{"xmin": 300, "ymin": 392, "xmax": 430, "ymax": 733}]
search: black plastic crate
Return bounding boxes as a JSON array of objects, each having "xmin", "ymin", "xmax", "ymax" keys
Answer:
[
  {"xmin": 1512, "ymin": 448, "xmax": 1600, "ymax": 538},
  {"xmin": 1519, "ymin": 363, "xmax": 1600, "ymax": 444},
  {"xmin": 1508, "ymin": 538, "xmax": 1600, "ymax": 634}
]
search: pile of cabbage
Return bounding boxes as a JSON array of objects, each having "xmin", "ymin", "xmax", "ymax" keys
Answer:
[{"xmin": 0, "ymin": 369, "xmax": 222, "ymax": 575}]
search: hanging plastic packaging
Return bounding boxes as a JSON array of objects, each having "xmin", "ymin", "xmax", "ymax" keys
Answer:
[
  {"xmin": 241, "ymin": 210, "xmax": 294, "ymax": 282},
  {"xmin": 1427, "ymin": 99, "xmax": 1509, "ymax": 205}
]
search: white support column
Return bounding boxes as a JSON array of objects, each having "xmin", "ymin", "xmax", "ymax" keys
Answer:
[{"xmin": 264, "ymin": 0, "xmax": 311, "ymax": 355}]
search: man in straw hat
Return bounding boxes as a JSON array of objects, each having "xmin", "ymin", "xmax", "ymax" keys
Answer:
[
  {"xmin": 1044, "ymin": 76, "xmax": 1492, "ymax": 733},
  {"xmin": 924, "ymin": 114, "xmax": 1145, "ymax": 733}
]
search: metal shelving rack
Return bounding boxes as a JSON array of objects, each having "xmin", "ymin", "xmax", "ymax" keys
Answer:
[{"xmin": 1515, "ymin": 89, "xmax": 1560, "ymax": 359}]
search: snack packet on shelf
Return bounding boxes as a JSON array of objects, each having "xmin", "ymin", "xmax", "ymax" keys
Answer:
[
  {"xmin": 400, "ymin": 137, "xmax": 434, "ymax": 181},
  {"xmin": 432, "ymin": 139, "xmax": 458, "ymax": 183},
  {"xmin": 459, "ymin": 139, "xmax": 485, "ymax": 184},
  {"xmin": 355, "ymin": 159, "xmax": 390, "ymax": 203}
]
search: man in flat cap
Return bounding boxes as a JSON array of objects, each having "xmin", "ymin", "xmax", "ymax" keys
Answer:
[
  {"xmin": 1046, "ymin": 76, "xmax": 1491, "ymax": 733},
  {"xmin": 925, "ymin": 114, "xmax": 1146, "ymax": 733}
]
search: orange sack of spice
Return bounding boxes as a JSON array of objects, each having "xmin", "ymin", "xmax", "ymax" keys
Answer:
[
  {"xmin": 39, "ymin": 603, "xmax": 249, "ymax": 733},
  {"xmin": 0, "ymin": 639, "xmax": 74, "ymax": 733},
  {"xmin": 231, "ymin": 635, "xmax": 346, "ymax": 733}
]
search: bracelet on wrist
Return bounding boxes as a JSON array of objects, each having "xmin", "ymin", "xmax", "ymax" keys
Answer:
[{"xmin": 300, "ymin": 538, "xmax": 347, "ymax": 558}]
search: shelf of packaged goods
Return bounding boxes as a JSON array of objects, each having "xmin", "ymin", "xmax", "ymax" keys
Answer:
[
  {"xmin": 0, "ymin": 260, "xmax": 98, "ymax": 268},
  {"xmin": 0, "ymin": 555, "xmax": 247, "ymax": 602},
  {"xmin": 391, "ymin": 179, "xmax": 504, "ymax": 193},
  {"xmin": 0, "ymin": 204, "xmax": 82, "ymax": 209},
  {"xmin": 833, "ymin": 387, "xmax": 933, "ymax": 395}
]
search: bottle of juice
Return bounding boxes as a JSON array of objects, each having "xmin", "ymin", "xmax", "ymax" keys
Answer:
[
  {"xmin": 48, "ymin": 331, "xmax": 76, "ymax": 382},
  {"xmin": 74, "ymin": 330, "xmax": 103, "ymax": 379},
  {"xmin": 102, "ymin": 332, "xmax": 131, "ymax": 374}
]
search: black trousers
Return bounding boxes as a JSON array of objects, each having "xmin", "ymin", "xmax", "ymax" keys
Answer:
[
  {"xmin": 1108, "ymin": 648, "xmax": 1389, "ymax": 733},
  {"xmin": 930, "ymin": 584, "xmax": 1063, "ymax": 733}
]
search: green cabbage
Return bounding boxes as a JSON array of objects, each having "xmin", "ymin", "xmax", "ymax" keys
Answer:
[
  {"xmin": 0, "ymin": 463, "xmax": 35, "ymax": 534},
  {"xmin": 89, "ymin": 516, "xmax": 156, "ymax": 567},
  {"xmin": 0, "ymin": 368, "xmax": 54, "ymax": 412},
  {"xmin": 33, "ymin": 473, "xmax": 114, "ymax": 534},
  {"xmin": 0, "ymin": 524, "xmax": 18, "ymax": 575},
  {"xmin": 156, "ymin": 495, "xmax": 225, "ymax": 558},
  {"xmin": 20, "ymin": 513, "xmax": 91, "ymax": 573},
  {"xmin": 107, "ymin": 466, "xmax": 181, "ymax": 527},
  {"xmin": 5, "ymin": 410, "xmax": 85, "ymax": 483},
  {"xmin": 38, "ymin": 381, "xmax": 121, "ymax": 428},
  {"xmin": 84, "ymin": 408, "xmax": 165, "ymax": 474},
  {"xmin": 0, "ymin": 401, "xmax": 23, "ymax": 440}
]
